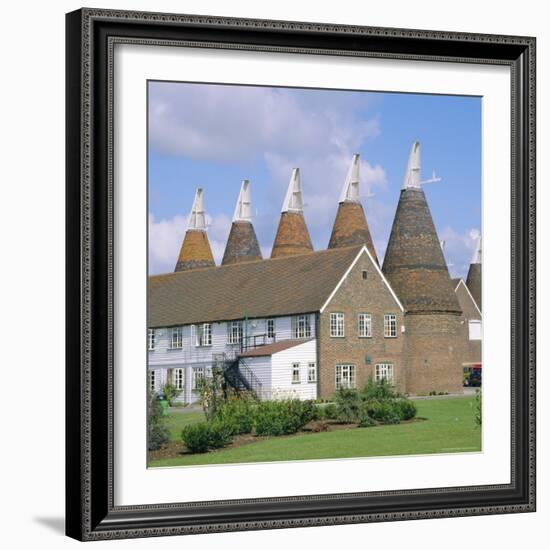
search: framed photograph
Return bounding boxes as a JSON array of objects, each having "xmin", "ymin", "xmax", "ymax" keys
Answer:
[{"xmin": 66, "ymin": 8, "xmax": 536, "ymax": 541}]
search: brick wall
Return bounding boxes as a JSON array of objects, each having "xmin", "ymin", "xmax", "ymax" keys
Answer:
[
  {"xmin": 403, "ymin": 312, "xmax": 464, "ymax": 395},
  {"xmin": 318, "ymin": 251, "xmax": 405, "ymax": 399}
]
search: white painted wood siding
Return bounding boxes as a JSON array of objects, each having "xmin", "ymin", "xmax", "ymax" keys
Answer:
[{"xmin": 270, "ymin": 339, "xmax": 317, "ymax": 400}]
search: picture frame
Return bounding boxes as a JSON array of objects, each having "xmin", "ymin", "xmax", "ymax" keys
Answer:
[{"xmin": 65, "ymin": 7, "xmax": 536, "ymax": 541}]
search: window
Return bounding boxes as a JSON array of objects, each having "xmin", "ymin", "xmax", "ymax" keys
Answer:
[
  {"xmin": 358, "ymin": 313, "xmax": 372, "ymax": 338},
  {"xmin": 172, "ymin": 368, "xmax": 185, "ymax": 390},
  {"xmin": 266, "ymin": 318, "xmax": 275, "ymax": 339},
  {"xmin": 227, "ymin": 321, "xmax": 243, "ymax": 345},
  {"xmin": 361, "ymin": 270, "xmax": 368, "ymax": 280},
  {"xmin": 336, "ymin": 364, "xmax": 356, "ymax": 389},
  {"xmin": 192, "ymin": 367, "xmax": 206, "ymax": 390},
  {"xmin": 330, "ymin": 313, "xmax": 345, "ymax": 337},
  {"xmin": 468, "ymin": 320, "xmax": 482, "ymax": 340},
  {"xmin": 292, "ymin": 363, "xmax": 301, "ymax": 384},
  {"xmin": 170, "ymin": 327, "xmax": 183, "ymax": 349},
  {"xmin": 308, "ymin": 362, "xmax": 317, "ymax": 383},
  {"xmin": 149, "ymin": 369, "xmax": 159, "ymax": 392},
  {"xmin": 195, "ymin": 323, "xmax": 212, "ymax": 347},
  {"xmin": 384, "ymin": 314, "xmax": 397, "ymax": 338},
  {"xmin": 292, "ymin": 315, "xmax": 311, "ymax": 339},
  {"xmin": 375, "ymin": 363, "xmax": 394, "ymax": 384},
  {"xmin": 148, "ymin": 328, "xmax": 156, "ymax": 350}
]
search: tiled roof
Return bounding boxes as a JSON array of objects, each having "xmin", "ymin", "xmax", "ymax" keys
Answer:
[
  {"xmin": 148, "ymin": 245, "xmax": 363, "ymax": 328},
  {"xmin": 239, "ymin": 338, "xmax": 314, "ymax": 357},
  {"xmin": 222, "ymin": 221, "xmax": 262, "ymax": 265},
  {"xmin": 382, "ymin": 188, "xmax": 462, "ymax": 314},
  {"xmin": 328, "ymin": 201, "xmax": 379, "ymax": 265},
  {"xmin": 270, "ymin": 211, "xmax": 313, "ymax": 258}
]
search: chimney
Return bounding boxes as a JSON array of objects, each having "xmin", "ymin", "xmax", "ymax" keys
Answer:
[
  {"xmin": 174, "ymin": 188, "xmax": 216, "ymax": 272},
  {"xmin": 270, "ymin": 168, "xmax": 314, "ymax": 258},
  {"xmin": 382, "ymin": 142, "xmax": 460, "ymax": 314},
  {"xmin": 221, "ymin": 180, "xmax": 263, "ymax": 265},
  {"xmin": 466, "ymin": 236, "xmax": 482, "ymax": 310},
  {"xmin": 327, "ymin": 153, "xmax": 379, "ymax": 264}
]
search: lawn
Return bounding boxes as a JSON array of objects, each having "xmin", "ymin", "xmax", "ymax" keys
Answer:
[{"xmin": 150, "ymin": 397, "xmax": 481, "ymax": 468}]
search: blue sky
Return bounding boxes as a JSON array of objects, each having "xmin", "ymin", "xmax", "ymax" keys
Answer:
[{"xmin": 148, "ymin": 81, "xmax": 481, "ymax": 278}]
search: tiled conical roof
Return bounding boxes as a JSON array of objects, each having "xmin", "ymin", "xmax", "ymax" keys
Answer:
[
  {"xmin": 174, "ymin": 188, "xmax": 215, "ymax": 272},
  {"xmin": 328, "ymin": 154, "xmax": 378, "ymax": 264},
  {"xmin": 382, "ymin": 142, "xmax": 461, "ymax": 314},
  {"xmin": 271, "ymin": 168, "xmax": 313, "ymax": 258},
  {"xmin": 222, "ymin": 180, "xmax": 262, "ymax": 265},
  {"xmin": 466, "ymin": 236, "xmax": 482, "ymax": 311}
]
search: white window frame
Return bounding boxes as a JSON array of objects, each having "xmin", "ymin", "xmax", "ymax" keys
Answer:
[
  {"xmin": 335, "ymin": 364, "xmax": 356, "ymax": 390},
  {"xmin": 148, "ymin": 328, "xmax": 156, "ymax": 351},
  {"xmin": 330, "ymin": 312, "xmax": 345, "ymax": 338},
  {"xmin": 266, "ymin": 318, "xmax": 275, "ymax": 339},
  {"xmin": 383, "ymin": 314, "xmax": 397, "ymax": 338},
  {"xmin": 170, "ymin": 326, "xmax": 183, "ymax": 349},
  {"xmin": 192, "ymin": 367, "xmax": 206, "ymax": 390},
  {"xmin": 227, "ymin": 321, "xmax": 243, "ymax": 345},
  {"xmin": 293, "ymin": 315, "xmax": 311, "ymax": 339},
  {"xmin": 171, "ymin": 368, "xmax": 185, "ymax": 391},
  {"xmin": 291, "ymin": 363, "xmax": 301, "ymax": 384},
  {"xmin": 307, "ymin": 362, "xmax": 317, "ymax": 383},
  {"xmin": 375, "ymin": 363, "xmax": 395, "ymax": 384},
  {"xmin": 358, "ymin": 313, "xmax": 372, "ymax": 338},
  {"xmin": 195, "ymin": 323, "xmax": 212, "ymax": 347}
]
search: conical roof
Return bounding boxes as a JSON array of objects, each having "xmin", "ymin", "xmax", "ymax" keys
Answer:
[
  {"xmin": 222, "ymin": 180, "xmax": 262, "ymax": 265},
  {"xmin": 466, "ymin": 236, "xmax": 482, "ymax": 310},
  {"xmin": 271, "ymin": 168, "xmax": 313, "ymax": 258},
  {"xmin": 382, "ymin": 142, "xmax": 461, "ymax": 314},
  {"xmin": 328, "ymin": 154, "xmax": 378, "ymax": 264},
  {"xmin": 174, "ymin": 188, "xmax": 215, "ymax": 272}
]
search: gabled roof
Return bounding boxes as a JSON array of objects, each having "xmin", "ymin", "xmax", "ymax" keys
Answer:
[
  {"xmin": 454, "ymin": 278, "xmax": 482, "ymax": 318},
  {"xmin": 240, "ymin": 339, "xmax": 314, "ymax": 358},
  {"xmin": 149, "ymin": 246, "xmax": 363, "ymax": 328}
]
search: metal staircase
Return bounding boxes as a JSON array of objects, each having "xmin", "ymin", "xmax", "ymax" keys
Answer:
[{"xmin": 212, "ymin": 353, "xmax": 263, "ymax": 399}]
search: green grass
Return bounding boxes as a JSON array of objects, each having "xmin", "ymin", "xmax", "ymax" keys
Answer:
[
  {"xmin": 164, "ymin": 411, "xmax": 206, "ymax": 441},
  {"xmin": 151, "ymin": 397, "xmax": 481, "ymax": 468}
]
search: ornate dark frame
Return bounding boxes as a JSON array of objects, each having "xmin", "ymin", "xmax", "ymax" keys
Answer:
[{"xmin": 66, "ymin": 7, "xmax": 536, "ymax": 541}]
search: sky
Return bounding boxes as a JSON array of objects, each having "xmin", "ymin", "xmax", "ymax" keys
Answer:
[{"xmin": 148, "ymin": 81, "xmax": 481, "ymax": 279}]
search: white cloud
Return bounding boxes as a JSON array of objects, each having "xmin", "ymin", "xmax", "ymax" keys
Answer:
[{"xmin": 439, "ymin": 226, "xmax": 481, "ymax": 279}]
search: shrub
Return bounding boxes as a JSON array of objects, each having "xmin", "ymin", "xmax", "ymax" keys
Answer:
[
  {"xmin": 394, "ymin": 399, "xmax": 417, "ymax": 421},
  {"xmin": 215, "ymin": 398, "xmax": 255, "ymax": 435},
  {"xmin": 474, "ymin": 389, "xmax": 482, "ymax": 427},
  {"xmin": 366, "ymin": 400, "xmax": 401, "ymax": 424},
  {"xmin": 361, "ymin": 376, "xmax": 400, "ymax": 400},
  {"xmin": 162, "ymin": 382, "xmax": 182, "ymax": 406},
  {"xmin": 334, "ymin": 388, "xmax": 361, "ymax": 423},
  {"xmin": 254, "ymin": 399, "xmax": 316, "ymax": 436},
  {"xmin": 358, "ymin": 415, "xmax": 376, "ymax": 428},
  {"xmin": 323, "ymin": 403, "xmax": 338, "ymax": 420},
  {"xmin": 181, "ymin": 423, "xmax": 212, "ymax": 453},
  {"xmin": 207, "ymin": 420, "xmax": 234, "ymax": 449},
  {"xmin": 147, "ymin": 392, "xmax": 170, "ymax": 451}
]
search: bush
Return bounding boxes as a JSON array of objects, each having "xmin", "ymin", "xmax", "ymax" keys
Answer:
[
  {"xmin": 148, "ymin": 392, "xmax": 170, "ymax": 451},
  {"xmin": 207, "ymin": 420, "xmax": 234, "ymax": 449},
  {"xmin": 323, "ymin": 403, "xmax": 338, "ymax": 420},
  {"xmin": 215, "ymin": 398, "xmax": 255, "ymax": 435},
  {"xmin": 254, "ymin": 399, "xmax": 316, "ymax": 436},
  {"xmin": 365, "ymin": 400, "xmax": 401, "ymax": 425},
  {"xmin": 162, "ymin": 382, "xmax": 182, "ymax": 405},
  {"xmin": 394, "ymin": 399, "xmax": 417, "ymax": 421},
  {"xmin": 361, "ymin": 376, "xmax": 400, "ymax": 400},
  {"xmin": 334, "ymin": 388, "xmax": 361, "ymax": 423},
  {"xmin": 181, "ymin": 423, "xmax": 212, "ymax": 453},
  {"xmin": 148, "ymin": 421, "xmax": 170, "ymax": 451},
  {"xmin": 358, "ymin": 415, "xmax": 376, "ymax": 428}
]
